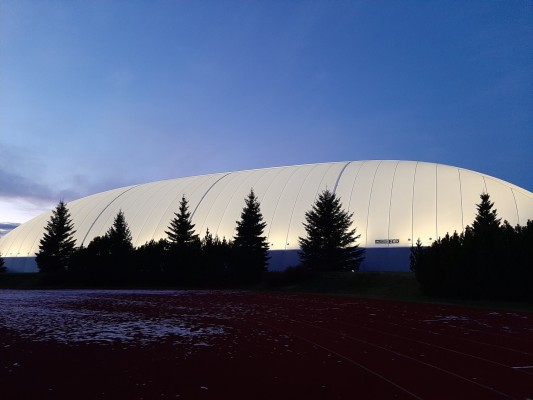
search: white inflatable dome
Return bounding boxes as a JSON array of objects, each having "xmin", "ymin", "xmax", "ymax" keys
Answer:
[{"xmin": 1, "ymin": 160, "xmax": 532, "ymax": 272}]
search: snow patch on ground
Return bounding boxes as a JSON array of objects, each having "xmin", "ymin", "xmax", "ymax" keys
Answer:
[{"xmin": 0, "ymin": 290, "xmax": 227, "ymax": 346}]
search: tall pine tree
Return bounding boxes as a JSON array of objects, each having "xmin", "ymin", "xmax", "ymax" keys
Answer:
[
  {"xmin": 0, "ymin": 252, "xmax": 6, "ymax": 273},
  {"xmin": 102, "ymin": 210, "xmax": 134, "ymax": 277},
  {"xmin": 165, "ymin": 195, "xmax": 199, "ymax": 249},
  {"xmin": 472, "ymin": 193, "xmax": 501, "ymax": 236},
  {"xmin": 299, "ymin": 189, "xmax": 364, "ymax": 272},
  {"xmin": 36, "ymin": 200, "xmax": 77, "ymax": 273},
  {"xmin": 232, "ymin": 189, "xmax": 270, "ymax": 279},
  {"xmin": 106, "ymin": 210, "xmax": 134, "ymax": 254},
  {"xmin": 165, "ymin": 195, "xmax": 200, "ymax": 279}
]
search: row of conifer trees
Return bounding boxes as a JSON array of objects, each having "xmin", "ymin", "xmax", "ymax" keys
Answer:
[
  {"xmin": 410, "ymin": 194, "xmax": 533, "ymax": 301},
  {"xmin": 31, "ymin": 189, "xmax": 365, "ymax": 286}
]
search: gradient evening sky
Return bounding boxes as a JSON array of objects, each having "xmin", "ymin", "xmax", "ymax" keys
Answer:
[{"xmin": 1, "ymin": 1, "xmax": 532, "ymax": 224}]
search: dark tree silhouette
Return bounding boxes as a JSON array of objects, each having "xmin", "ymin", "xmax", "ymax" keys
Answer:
[
  {"xmin": 200, "ymin": 229, "xmax": 232, "ymax": 283},
  {"xmin": 36, "ymin": 200, "xmax": 76, "ymax": 274},
  {"xmin": 165, "ymin": 195, "xmax": 199, "ymax": 249},
  {"xmin": 105, "ymin": 210, "xmax": 134, "ymax": 275},
  {"xmin": 106, "ymin": 210, "xmax": 134, "ymax": 255},
  {"xmin": 409, "ymin": 238, "xmax": 423, "ymax": 274},
  {"xmin": 165, "ymin": 195, "xmax": 200, "ymax": 279},
  {"xmin": 411, "ymin": 193, "xmax": 533, "ymax": 301},
  {"xmin": 299, "ymin": 189, "xmax": 364, "ymax": 272},
  {"xmin": 232, "ymin": 189, "xmax": 269, "ymax": 280},
  {"xmin": 133, "ymin": 239, "xmax": 168, "ymax": 278},
  {"xmin": 472, "ymin": 193, "xmax": 501, "ymax": 236},
  {"xmin": 0, "ymin": 252, "xmax": 6, "ymax": 273}
]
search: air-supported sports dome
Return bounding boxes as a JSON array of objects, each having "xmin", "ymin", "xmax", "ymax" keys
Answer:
[{"xmin": 2, "ymin": 160, "xmax": 533, "ymax": 273}]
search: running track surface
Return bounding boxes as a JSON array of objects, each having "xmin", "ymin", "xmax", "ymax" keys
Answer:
[{"xmin": 0, "ymin": 290, "xmax": 532, "ymax": 399}]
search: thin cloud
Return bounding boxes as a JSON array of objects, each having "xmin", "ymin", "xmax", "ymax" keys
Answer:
[{"xmin": 0, "ymin": 222, "xmax": 20, "ymax": 238}]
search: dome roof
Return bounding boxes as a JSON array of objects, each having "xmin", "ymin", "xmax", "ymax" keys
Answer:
[{"xmin": 2, "ymin": 160, "xmax": 532, "ymax": 272}]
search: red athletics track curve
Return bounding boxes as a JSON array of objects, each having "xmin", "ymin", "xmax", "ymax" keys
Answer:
[{"xmin": 0, "ymin": 290, "xmax": 532, "ymax": 399}]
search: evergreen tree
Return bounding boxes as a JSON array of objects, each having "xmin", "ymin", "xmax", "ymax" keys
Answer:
[
  {"xmin": 472, "ymin": 193, "xmax": 501, "ymax": 236},
  {"xmin": 409, "ymin": 238, "xmax": 424, "ymax": 274},
  {"xmin": 232, "ymin": 189, "xmax": 270, "ymax": 279},
  {"xmin": 106, "ymin": 210, "xmax": 134, "ymax": 254},
  {"xmin": 299, "ymin": 189, "xmax": 364, "ymax": 271},
  {"xmin": 133, "ymin": 239, "xmax": 168, "ymax": 278},
  {"xmin": 470, "ymin": 193, "xmax": 503, "ymax": 296},
  {"xmin": 165, "ymin": 195, "xmax": 200, "ymax": 280},
  {"xmin": 36, "ymin": 200, "xmax": 76, "ymax": 273},
  {"xmin": 201, "ymin": 230, "xmax": 232, "ymax": 282},
  {"xmin": 165, "ymin": 195, "xmax": 199, "ymax": 249},
  {"xmin": 0, "ymin": 252, "xmax": 6, "ymax": 273}
]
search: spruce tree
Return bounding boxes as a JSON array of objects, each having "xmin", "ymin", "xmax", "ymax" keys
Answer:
[
  {"xmin": 36, "ymin": 200, "xmax": 77, "ymax": 273},
  {"xmin": 233, "ymin": 189, "xmax": 270, "ymax": 278},
  {"xmin": 106, "ymin": 210, "xmax": 134, "ymax": 254},
  {"xmin": 165, "ymin": 195, "xmax": 200, "ymax": 280},
  {"xmin": 298, "ymin": 189, "xmax": 364, "ymax": 272},
  {"xmin": 472, "ymin": 193, "xmax": 501, "ymax": 236},
  {"xmin": 0, "ymin": 252, "xmax": 6, "ymax": 273},
  {"xmin": 165, "ymin": 195, "xmax": 199, "ymax": 249},
  {"xmin": 470, "ymin": 193, "xmax": 503, "ymax": 296}
]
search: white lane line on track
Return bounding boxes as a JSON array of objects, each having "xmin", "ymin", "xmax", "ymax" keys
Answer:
[
  {"xmin": 295, "ymin": 319, "xmax": 516, "ymax": 400},
  {"xmin": 512, "ymin": 366, "xmax": 533, "ymax": 369},
  {"xmin": 355, "ymin": 314, "xmax": 533, "ymax": 357},
  {"xmin": 256, "ymin": 320, "xmax": 424, "ymax": 400},
  {"xmin": 329, "ymin": 318, "xmax": 532, "ymax": 373}
]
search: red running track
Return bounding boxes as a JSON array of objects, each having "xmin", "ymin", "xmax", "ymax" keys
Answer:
[{"xmin": 0, "ymin": 290, "xmax": 532, "ymax": 399}]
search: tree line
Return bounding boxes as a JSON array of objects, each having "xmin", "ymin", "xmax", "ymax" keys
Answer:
[
  {"xmin": 28, "ymin": 189, "xmax": 364, "ymax": 286},
  {"xmin": 410, "ymin": 193, "xmax": 533, "ymax": 302}
]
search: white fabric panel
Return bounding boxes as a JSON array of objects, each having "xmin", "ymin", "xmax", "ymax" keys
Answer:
[
  {"xmin": 412, "ymin": 162, "xmax": 437, "ymax": 246},
  {"xmin": 334, "ymin": 161, "xmax": 361, "ymax": 208},
  {"xmin": 284, "ymin": 163, "xmax": 341, "ymax": 250},
  {"xmin": 436, "ymin": 164, "xmax": 463, "ymax": 238},
  {"xmin": 366, "ymin": 161, "xmax": 396, "ymax": 247},
  {"xmin": 346, "ymin": 161, "xmax": 381, "ymax": 246},
  {"xmin": 267, "ymin": 165, "xmax": 316, "ymax": 249},
  {"xmin": 484, "ymin": 177, "xmax": 519, "ymax": 227},
  {"xmin": 513, "ymin": 189, "xmax": 533, "ymax": 226},
  {"xmin": 1, "ymin": 212, "xmax": 50, "ymax": 257},
  {"xmin": 388, "ymin": 161, "xmax": 416, "ymax": 247},
  {"xmin": 210, "ymin": 169, "xmax": 268, "ymax": 241},
  {"xmin": 458, "ymin": 168, "xmax": 487, "ymax": 229},
  {"xmin": 72, "ymin": 186, "xmax": 138, "ymax": 246}
]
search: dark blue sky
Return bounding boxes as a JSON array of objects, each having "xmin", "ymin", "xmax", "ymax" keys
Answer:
[{"xmin": 1, "ymin": 1, "xmax": 532, "ymax": 222}]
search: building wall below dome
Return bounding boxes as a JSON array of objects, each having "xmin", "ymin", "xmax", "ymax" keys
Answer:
[{"xmin": 3, "ymin": 247, "xmax": 413, "ymax": 274}]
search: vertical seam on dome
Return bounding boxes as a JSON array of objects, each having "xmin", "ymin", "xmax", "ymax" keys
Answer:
[
  {"xmin": 387, "ymin": 161, "xmax": 400, "ymax": 244},
  {"xmin": 191, "ymin": 173, "xmax": 231, "ymax": 221},
  {"xmin": 347, "ymin": 161, "xmax": 364, "ymax": 213},
  {"xmin": 26, "ymin": 215, "xmax": 54, "ymax": 258},
  {"xmin": 411, "ymin": 162, "xmax": 419, "ymax": 243},
  {"xmin": 314, "ymin": 163, "xmax": 336, "ymax": 201},
  {"xmin": 253, "ymin": 167, "xmax": 286, "ymax": 244},
  {"xmin": 365, "ymin": 161, "xmax": 382, "ymax": 247},
  {"xmin": 132, "ymin": 180, "xmax": 180, "ymax": 247},
  {"xmin": 458, "ymin": 168, "xmax": 464, "ymax": 232},
  {"xmin": 266, "ymin": 166, "xmax": 301, "ymax": 242},
  {"xmin": 219, "ymin": 170, "xmax": 268, "ymax": 238},
  {"xmin": 196, "ymin": 173, "xmax": 239, "ymax": 238},
  {"xmin": 284, "ymin": 164, "xmax": 317, "ymax": 250},
  {"xmin": 435, "ymin": 164, "xmax": 438, "ymax": 240},
  {"xmin": 482, "ymin": 176, "xmax": 488, "ymax": 193},
  {"xmin": 333, "ymin": 161, "xmax": 351, "ymax": 194},
  {"xmin": 81, "ymin": 185, "xmax": 140, "ymax": 246},
  {"xmin": 510, "ymin": 188, "xmax": 519, "ymax": 225},
  {"xmin": 150, "ymin": 176, "xmax": 205, "ymax": 241}
]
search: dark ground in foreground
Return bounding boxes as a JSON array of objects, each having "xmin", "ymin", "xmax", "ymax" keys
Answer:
[{"xmin": 0, "ymin": 290, "xmax": 532, "ymax": 399}]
